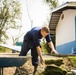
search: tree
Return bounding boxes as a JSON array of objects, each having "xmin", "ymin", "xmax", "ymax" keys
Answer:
[
  {"xmin": 0, "ymin": 0, "xmax": 21, "ymax": 43},
  {"xmin": 25, "ymin": 0, "xmax": 34, "ymax": 29},
  {"xmin": 42, "ymin": 0, "xmax": 59, "ymax": 25},
  {"xmin": 45, "ymin": 0, "xmax": 59, "ymax": 8}
]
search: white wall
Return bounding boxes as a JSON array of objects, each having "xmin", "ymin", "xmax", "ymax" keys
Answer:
[{"xmin": 56, "ymin": 9, "xmax": 76, "ymax": 46}]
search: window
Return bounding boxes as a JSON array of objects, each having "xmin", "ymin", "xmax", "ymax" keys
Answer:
[{"xmin": 61, "ymin": 14, "xmax": 64, "ymax": 20}]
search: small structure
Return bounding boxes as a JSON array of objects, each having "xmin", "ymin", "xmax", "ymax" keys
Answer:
[{"xmin": 49, "ymin": 2, "xmax": 76, "ymax": 54}]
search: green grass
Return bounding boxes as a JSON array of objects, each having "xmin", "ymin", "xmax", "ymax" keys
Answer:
[
  {"xmin": 0, "ymin": 46, "xmax": 12, "ymax": 53},
  {"xmin": 39, "ymin": 66, "xmax": 67, "ymax": 75},
  {"xmin": 68, "ymin": 56, "xmax": 76, "ymax": 67},
  {"xmin": 45, "ymin": 59, "xmax": 64, "ymax": 66}
]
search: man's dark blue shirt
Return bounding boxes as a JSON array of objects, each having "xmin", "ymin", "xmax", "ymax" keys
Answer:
[{"xmin": 24, "ymin": 27, "xmax": 52, "ymax": 47}]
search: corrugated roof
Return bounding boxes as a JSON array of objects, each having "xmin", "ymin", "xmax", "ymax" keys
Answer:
[{"xmin": 49, "ymin": 2, "xmax": 76, "ymax": 34}]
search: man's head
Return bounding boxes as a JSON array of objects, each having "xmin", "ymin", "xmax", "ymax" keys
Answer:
[{"xmin": 41, "ymin": 26, "xmax": 50, "ymax": 37}]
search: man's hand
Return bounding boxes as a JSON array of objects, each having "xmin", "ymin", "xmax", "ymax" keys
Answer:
[
  {"xmin": 48, "ymin": 42, "xmax": 59, "ymax": 54},
  {"xmin": 36, "ymin": 46, "xmax": 44, "ymax": 64},
  {"xmin": 40, "ymin": 57, "xmax": 44, "ymax": 65},
  {"xmin": 51, "ymin": 49, "xmax": 59, "ymax": 54}
]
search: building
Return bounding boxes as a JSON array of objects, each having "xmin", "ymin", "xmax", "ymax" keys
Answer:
[{"xmin": 49, "ymin": 2, "xmax": 76, "ymax": 54}]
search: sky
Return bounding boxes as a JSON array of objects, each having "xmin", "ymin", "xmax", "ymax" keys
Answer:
[
  {"xmin": 6, "ymin": 0, "xmax": 76, "ymax": 44},
  {"xmin": 59, "ymin": 0, "xmax": 76, "ymax": 4}
]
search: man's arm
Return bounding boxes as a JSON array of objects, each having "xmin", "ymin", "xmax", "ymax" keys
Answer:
[
  {"xmin": 48, "ymin": 41, "xmax": 58, "ymax": 54},
  {"xmin": 36, "ymin": 46, "xmax": 44, "ymax": 64}
]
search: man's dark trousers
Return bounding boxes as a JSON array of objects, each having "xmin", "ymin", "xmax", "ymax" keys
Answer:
[{"xmin": 19, "ymin": 39, "xmax": 39, "ymax": 66}]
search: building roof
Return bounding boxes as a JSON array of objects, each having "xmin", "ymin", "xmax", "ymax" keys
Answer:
[{"xmin": 49, "ymin": 2, "xmax": 76, "ymax": 34}]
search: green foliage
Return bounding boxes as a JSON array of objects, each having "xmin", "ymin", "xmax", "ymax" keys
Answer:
[
  {"xmin": 45, "ymin": 0, "xmax": 59, "ymax": 8},
  {"xmin": 68, "ymin": 56, "xmax": 76, "ymax": 67},
  {"xmin": 40, "ymin": 34, "xmax": 56, "ymax": 54},
  {"xmin": 41, "ymin": 42, "xmax": 50, "ymax": 54},
  {"xmin": 45, "ymin": 59, "xmax": 64, "ymax": 66},
  {"xmin": 0, "ymin": 0, "xmax": 21, "ymax": 43}
]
